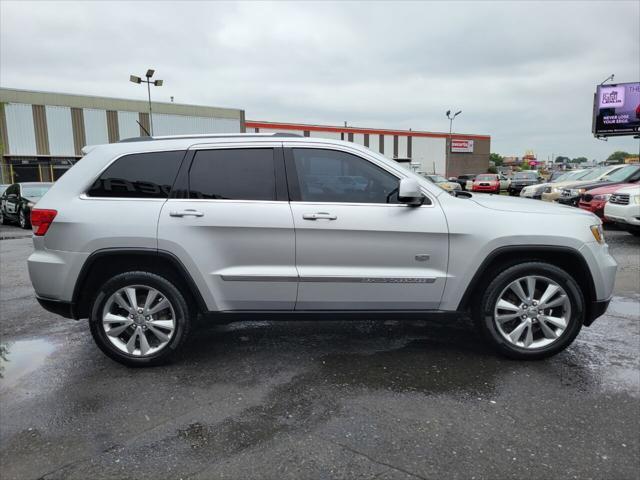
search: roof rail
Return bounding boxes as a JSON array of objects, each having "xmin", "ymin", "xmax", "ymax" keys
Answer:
[{"xmin": 118, "ymin": 132, "xmax": 302, "ymax": 143}]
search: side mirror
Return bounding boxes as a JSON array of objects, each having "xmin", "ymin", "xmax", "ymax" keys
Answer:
[{"xmin": 398, "ymin": 178, "xmax": 425, "ymax": 206}]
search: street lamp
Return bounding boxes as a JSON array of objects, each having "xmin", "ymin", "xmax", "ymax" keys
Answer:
[
  {"xmin": 130, "ymin": 69, "xmax": 163, "ymax": 136},
  {"xmin": 445, "ymin": 109, "xmax": 462, "ymax": 177}
]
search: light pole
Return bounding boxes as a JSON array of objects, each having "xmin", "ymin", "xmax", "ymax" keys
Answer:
[
  {"xmin": 130, "ymin": 69, "xmax": 163, "ymax": 136},
  {"xmin": 445, "ymin": 109, "xmax": 462, "ymax": 176}
]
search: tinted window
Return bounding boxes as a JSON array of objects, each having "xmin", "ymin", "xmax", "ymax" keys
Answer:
[
  {"xmin": 189, "ymin": 148, "xmax": 276, "ymax": 200},
  {"xmin": 604, "ymin": 165, "xmax": 640, "ymax": 182},
  {"xmin": 88, "ymin": 151, "xmax": 185, "ymax": 198},
  {"xmin": 293, "ymin": 148, "xmax": 399, "ymax": 203}
]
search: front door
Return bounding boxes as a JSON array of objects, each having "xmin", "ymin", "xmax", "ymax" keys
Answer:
[
  {"xmin": 285, "ymin": 145, "xmax": 449, "ymax": 310},
  {"xmin": 157, "ymin": 145, "xmax": 297, "ymax": 311}
]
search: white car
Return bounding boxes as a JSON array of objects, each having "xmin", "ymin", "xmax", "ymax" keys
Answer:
[
  {"xmin": 604, "ymin": 185, "xmax": 640, "ymax": 236},
  {"xmin": 27, "ymin": 133, "xmax": 617, "ymax": 366}
]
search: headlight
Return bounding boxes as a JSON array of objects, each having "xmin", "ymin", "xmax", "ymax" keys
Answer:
[
  {"xmin": 570, "ymin": 188, "xmax": 586, "ymax": 196},
  {"xmin": 593, "ymin": 194, "xmax": 611, "ymax": 201},
  {"xmin": 552, "ymin": 187, "xmax": 561, "ymax": 193},
  {"xmin": 590, "ymin": 224, "xmax": 605, "ymax": 244},
  {"xmin": 632, "ymin": 195, "xmax": 640, "ymax": 205}
]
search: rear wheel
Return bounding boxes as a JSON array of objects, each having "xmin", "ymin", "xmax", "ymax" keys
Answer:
[
  {"xmin": 19, "ymin": 208, "xmax": 29, "ymax": 229},
  {"xmin": 474, "ymin": 262, "xmax": 584, "ymax": 360},
  {"xmin": 89, "ymin": 271, "xmax": 192, "ymax": 367},
  {"xmin": 0, "ymin": 209, "xmax": 7, "ymax": 225}
]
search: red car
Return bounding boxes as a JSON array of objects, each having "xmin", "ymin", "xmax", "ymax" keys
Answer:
[
  {"xmin": 578, "ymin": 182, "xmax": 637, "ymax": 221},
  {"xmin": 471, "ymin": 174, "xmax": 500, "ymax": 194}
]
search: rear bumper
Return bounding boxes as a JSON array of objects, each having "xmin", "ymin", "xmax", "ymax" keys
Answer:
[{"xmin": 36, "ymin": 296, "xmax": 77, "ymax": 319}]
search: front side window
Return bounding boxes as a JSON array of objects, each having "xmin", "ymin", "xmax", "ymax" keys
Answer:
[
  {"xmin": 188, "ymin": 148, "xmax": 276, "ymax": 200},
  {"xmin": 292, "ymin": 148, "xmax": 399, "ymax": 204},
  {"xmin": 88, "ymin": 151, "xmax": 185, "ymax": 198}
]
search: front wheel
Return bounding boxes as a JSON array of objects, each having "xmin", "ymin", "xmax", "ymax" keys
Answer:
[
  {"xmin": 89, "ymin": 271, "xmax": 193, "ymax": 367},
  {"xmin": 0, "ymin": 209, "xmax": 7, "ymax": 225},
  {"xmin": 19, "ymin": 208, "xmax": 30, "ymax": 229},
  {"xmin": 474, "ymin": 262, "xmax": 584, "ymax": 360}
]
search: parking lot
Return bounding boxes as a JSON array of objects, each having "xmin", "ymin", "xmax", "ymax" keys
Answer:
[{"xmin": 0, "ymin": 224, "xmax": 638, "ymax": 480}]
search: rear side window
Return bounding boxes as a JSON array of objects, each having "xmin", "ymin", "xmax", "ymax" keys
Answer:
[
  {"xmin": 188, "ymin": 148, "xmax": 276, "ymax": 200},
  {"xmin": 88, "ymin": 151, "xmax": 185, "ymax": 198}
]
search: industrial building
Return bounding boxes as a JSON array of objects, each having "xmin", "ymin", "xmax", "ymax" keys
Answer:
[
  {"xmin": 0, "ymin": 87, "xmax": 490, "ymax": 183},
  {"xmin": 246, "ymin": 120, "xmax": 490, "ymax": 177},
  {"xmin": 0, "ymin": 88, "xmax": 245, "ymax": 183}
]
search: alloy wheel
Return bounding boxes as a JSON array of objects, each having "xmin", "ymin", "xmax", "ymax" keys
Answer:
[
  {"xmin": 19, "ymin": 210, "xmax": 26, "ymax": 228},
  {"xmin": 101, "ymin": 285, "xmax": 176, "ymax": 356},
  {"xmin": 494, "ymin": 275, "xmax": 571, "ymax": 349}
]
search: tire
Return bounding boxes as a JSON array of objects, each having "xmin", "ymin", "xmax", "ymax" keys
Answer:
[
  {"xmin": 19, "ymin": 208, "xmax": 29, "ymax": 229},
  {"xmin": 89, "ymin": 271, "xmax": 193, "ymax": 367},
  {"xmin": 0, "ymin": 209, "xmax": 7, "ymax": 225},
  {"xmin": 473, "ymin": 261, "xmax": 585, "ymax": 360},
  {"xmin": 630, "ymin": 229, "xmax": 640, "ymax": 237}
]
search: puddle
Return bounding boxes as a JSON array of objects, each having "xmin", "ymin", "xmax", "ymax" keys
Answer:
[
  {"xmin": 608, "ymin": 296, "xmax": 640, "ymax": 318},
  {"xmin": 0, "ymin": 339, "xmax": 56, "ymax": 387}
]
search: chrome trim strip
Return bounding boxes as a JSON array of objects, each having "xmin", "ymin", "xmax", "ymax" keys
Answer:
[{"xmin": 220, "ymin": 275, "xmax": 436, "ymax": 284}]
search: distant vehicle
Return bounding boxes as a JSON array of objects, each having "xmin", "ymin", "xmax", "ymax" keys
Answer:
[
  {"xmin": 558, "ymin": 165, "xmax": 640, "ymax": 207},
  {"xmin": 541, "ymin": 166, "xmax": 624, "ymax": 202},
  {"xmin": 448, "ymin": 174, "xmax": 476, "ymax": 191},
  {"xmin": 604, "ymin": 185, "xmax": 640, "ymax": 236},
  {"xmin": 423, "ymin": 174, "xmax": 461, "ymax": 192},
  {"xmin": 0, "ymin": 182, "xmax": 53, "ymax": 229},
  {"xmin": 507, "ymin": 171, "xmax": 541, "ymax": 196},
  {"xmin": 498, "ymin": 174, "xmax": 511, "ymax": 191},
  {"xmin": 578, "ymin": 178, "xmax": 639, "ymax": 221},
  {"xmin": 471, "ymin": 174, "xmax": 501, "ymax": 194},
  {"xmin": 521, "ymin": 170, "xmax": 589, "ymax": 200}
]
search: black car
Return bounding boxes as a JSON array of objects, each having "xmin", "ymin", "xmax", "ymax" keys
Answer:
[
  {"xmin": 507, "ymin": 171, "xmax": 541, "ymax": 196},
  {"xmin": 0, "ymin": 182, "xmax": 53, "ymax": 229},
  {"xmin": 558, "ymin": 164, "xmax": 640, "ymax": 207},
  {"xmin": 449, "ymin": 174, "xmax": 477, "ymax": 191}
]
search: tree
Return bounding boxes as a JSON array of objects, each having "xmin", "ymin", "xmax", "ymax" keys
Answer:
[
  {"xmin": 487, "ymin": 166, "xmax": 497, "ymax": 174},
  {"xmin": 570, "ymin": 157, "xmax": 588, "ymax": 163},
  {"xmin": 607, "ymin": 151, "xmax": 630, "ymax": 164},
  {"xmin": 489, "ymin": 153, "xmax": 504, "ymax": 166},
  {"xmin": 555, "ymin": 156, "xmax": 570, "ymax": 163}
]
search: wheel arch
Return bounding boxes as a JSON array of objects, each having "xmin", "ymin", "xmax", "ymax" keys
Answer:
[
  {"xmin": 458, "ymin": 245, "xmax": 598, "ymax": 324},
  {"xmin": 73, "ymin": 248, "xmax": 208, "ymax": 319}
]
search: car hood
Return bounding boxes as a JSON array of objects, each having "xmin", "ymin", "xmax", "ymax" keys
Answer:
[
  {"xmin": 471, "ymin": 193, "xmax": 594, "ymax": 216},
  {"xmin": 586, "ymin": 182, "xmax": 637, "ymax": 195}
]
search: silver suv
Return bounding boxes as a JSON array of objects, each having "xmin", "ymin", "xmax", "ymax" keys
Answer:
[{"xmin": 28, "ymin": 134, "xmax": 617, "ymax": 366}]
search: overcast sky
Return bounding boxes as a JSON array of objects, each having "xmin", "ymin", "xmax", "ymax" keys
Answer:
[{"xmin": 1, "ymin": 0, "xmax": 639, "ymax": 160}]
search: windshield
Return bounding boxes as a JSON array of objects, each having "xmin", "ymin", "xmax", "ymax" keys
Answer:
[
  {"xmin": 580, "ymin": 167, "xmax": 614, "ymax": 180},
  {"xmin": 514, "ymin": 172, "xmax": 537, "ymax": 179},
  {"xmin": 602, "ymin": 165, "xmax": 640, "ymax": 182},
  {"xmin": 428, "ymin": 175, "xmax": 448, "ymax": 183},
  {"xmin": 22, "ymin": 184, "xmax": 52, "ymax": 198},
  {"xmin": 476, "ymin": 174, "xmax": 496, "ymax": 181}
]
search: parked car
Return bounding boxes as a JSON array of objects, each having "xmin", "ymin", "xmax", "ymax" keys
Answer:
[
  {"xmin": 521, "ymin": 170, "xmax": 588, "ymax": 200},
  {"xmin": 558, "ymin": 165, "xmax": 640, "ymax": 207},
  {"xmin": 578, "ymin": 180, "xmax": 639, "ymax": 221},
  {"xmin": 604, "ymin": 185, "xmax": 640, "ymax": 236},
  {"xmin": 498, "ymin": 174, "xmax": 511, "ymax": 191},
  {"xmin": 471, "ymin": 174, "xmax": 501, "ymax": 194},
  {"xmin": 423, "ymin": 174, "xmax": 461, "ymax": 192},
  {"xmin": 507, "ymin": 171, "xmax": 541, "ymax": 196},
  {"xmin": 0, "ymin": 182, "xmax": 53, "ymax": 228},
  {"xmin": 541, "ymin": 166, "xmax": 624, "ymax": 202},
  {"xmin": 449, "ymin": 173, "xmax": 476, "ymax": 191},
  {"xmin": 28, "ymin": 134, "xmax": 616, "ymax": 366}
]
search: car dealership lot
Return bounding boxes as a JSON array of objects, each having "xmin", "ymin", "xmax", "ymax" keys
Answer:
[{"xmin": 0, "ymin": 232, "xmax": 638, "ymax": 480}]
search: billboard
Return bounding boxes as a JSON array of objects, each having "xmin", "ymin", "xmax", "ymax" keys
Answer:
[
  {"xmin": 593, "ymin": 82, "xmax": 640, "ymax": 137},
  {"xmin": 451, "ymin": 139, "xmax": 474, "ymax": 152}
]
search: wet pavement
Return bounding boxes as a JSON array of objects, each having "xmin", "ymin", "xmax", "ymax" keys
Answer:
[{"xmin": 0, "ymin": 231, "xmax": 638, "ymax": 479}]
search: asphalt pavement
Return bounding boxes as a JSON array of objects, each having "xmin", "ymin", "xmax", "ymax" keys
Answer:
[{"xmin": 0, "ymin": 227, "xmax": 638, "ymax": 480}]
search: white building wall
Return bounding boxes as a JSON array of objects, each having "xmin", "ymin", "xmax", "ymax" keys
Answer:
[
  {"xmin": 352, "ymin": 133, "xmax": 365, "ymax": 147},
  {"xmin": 368, "ymin": 134, "xmax": 379, "ymax": 153},
  {"xmin": 383, "ymin": 135, "xmax": 394, "ymax": 158},
  {"xmin": 83, "ymin": 108, "xmax": 108, "ymax": 146},
  {"xmin": 398, "ymin": 136, "xmax": 408, "ymax": 158},
  {"xmin": 412, "ymin": 137, "xmax": 446, "ymax": 174},
  {"xmin": 153, "ymin": 114, "xmax": 241, "ymax": 136},
  {"xmin": 118, "ymin": 111, "xmax": 140, "ymax": 139},
  {"xmin": 45, "ymin": 105, "xmax": 75, "ymax": 156},
  {"xmin": 4, "ymin": 103, "xmax": 36, "ymax": 155},
  {"xmin": 309, "ymin": 130, "xmax": 341, "ymax": 140}
]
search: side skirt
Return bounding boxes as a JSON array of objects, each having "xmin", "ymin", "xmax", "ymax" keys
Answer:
[{"xmin": 202, "ymin": 310, "xmax": 464, "ymax": 322}]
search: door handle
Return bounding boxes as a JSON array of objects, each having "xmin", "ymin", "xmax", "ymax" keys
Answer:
[
  {"xmin": 169, "ymin": 209, "xmax": 204, "ymax": 217},
  {"xmin": 302, "ymin": 212, "xmax": 337, "ymax": 220}
]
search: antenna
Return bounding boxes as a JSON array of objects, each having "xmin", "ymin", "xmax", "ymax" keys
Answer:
[{"xmin": 136, "ymin": 120, "xmax": 151, "ymax": 137}]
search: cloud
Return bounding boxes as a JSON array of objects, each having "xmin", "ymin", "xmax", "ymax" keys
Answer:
[{"xmin": 1, "ymin": 0, "xmax": 638, "ymax": 159}]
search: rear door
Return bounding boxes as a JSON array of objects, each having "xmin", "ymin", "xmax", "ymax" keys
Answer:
[
  {"xmin": 157, "ymin": 143, "xmax": 297, "ymax": 311},
  {"xmin": 285, "ymin": 144, "xmax": 449, "ymax": 310}
]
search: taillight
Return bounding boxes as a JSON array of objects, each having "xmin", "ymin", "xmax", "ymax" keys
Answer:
[{"xmin": 31, "ymin": 209, "xmax": 57, "ymax": 236}]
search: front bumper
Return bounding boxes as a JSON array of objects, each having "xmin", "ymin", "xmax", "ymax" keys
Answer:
[
  {"xmin": 558, "ymin": 195, "xmax": 580, "ymax": 206},
  {"xmin": 541, "ymin": 191, "xmax": 561, "ymax": 202},
  {"xmin": 578, "ymin": 200, "xmax": 607, "ymax": 219},
  {"xmin": 604, "ymin": 202, "xmax": 640, "ymax": 226}
]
